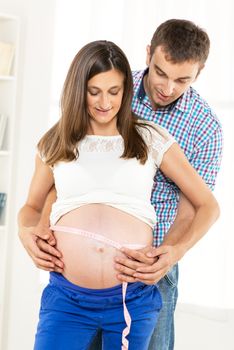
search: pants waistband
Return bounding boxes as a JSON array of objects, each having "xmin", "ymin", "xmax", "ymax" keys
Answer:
[{"xmin": 50, "ymin": 272, "xmax": 144, "ymax": 297}]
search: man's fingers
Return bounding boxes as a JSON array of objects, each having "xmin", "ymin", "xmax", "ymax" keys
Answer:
[
  {"xmin": 37, "ymin": 238, "xmax": 62, "ymax": 258},
  {"xmin": 114, "ymin": 263, "xmax": 136, "ymax": 277},
  {"xmin": 146, "ymin": 246, "xmax": 163, "ymax": 258},
  {"xmin": 133, "ymin": 268, "xmax": 168, "ymax": 284},
  {"xmin": 36, "ymin": 240, "xmax": 64, "ymax": 268},
  {"xmin": 53, "ymin": 266, "xmax": 64, "ymax": 273},
  {"xmin": 116, "ymin": 273, "xmax": 138, "ymax": 283},
  {"xmin": 47, "ymin": 236, "xmax": 56, "ymax": 245},
  {"xmin": 133, "ymin": 271, "xmax": 157, "ymax": 280},
  {"xmin": 137, "ymin": 278, "xmax": 158, "ymax": 285},
  {"xmin": 26, "ymin": 240, "xmax": 64, "ymax": 269},
  {"xmin": 115, "ymin": 256, "xmax": 147, "ymax": 271},
  {"xmin": 33, "ymin": 258, "xmax": 63, "ymax": 273},
  {"xmin": 27, "ymin": 242, "xmax": 55, "ymax": 263},
  {"xmin": 120, "ymin": 247, "xmax": 155, "ymax": 265},
  {"xmin": 136, "ymin": 258, "xmax": 166, "ymax": 273},
  {"xmin": 33, "ymin": 257, "xmax": 57, "ymax": 270},
  {"xmin": 35, "ymin": 227, "xmax": 54, "ymax": 241}
]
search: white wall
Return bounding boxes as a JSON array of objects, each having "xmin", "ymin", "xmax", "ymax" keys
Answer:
[{"xmin": 0, "ymin": 1, "xmax": 56, "ymax": 349}]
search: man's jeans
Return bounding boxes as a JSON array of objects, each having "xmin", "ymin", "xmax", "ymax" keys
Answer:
[
  {"xmin": 148, "ymin": 264, "xmax": 178, "ymax": 350},
  {"xmin": 89, "ymin": 264, "xmax": 179, "ymax": 350}
]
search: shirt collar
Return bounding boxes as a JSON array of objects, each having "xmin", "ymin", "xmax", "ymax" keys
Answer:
[
  {"xmin": 136, "ymin": 68, "xmax": 191, "ymax": 113},
  {"xmin": 137, "ymin": 68, "xmax": 148, "ymax": 101}
]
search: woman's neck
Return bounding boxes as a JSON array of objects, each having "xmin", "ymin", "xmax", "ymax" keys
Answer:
[{"xmin": 87, "ymin": 122, "xmax": 119, "ymax": 136}]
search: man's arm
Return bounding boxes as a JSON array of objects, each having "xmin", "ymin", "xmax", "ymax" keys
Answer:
[
  {"xmin": 115, "ymin": 140, "xmax": 220, "ymax": 284},
  {"xmin": 115, "ymin": 193, "xmax": 195, "ymax": 284},
  {"xmin": 18, "ymin": 158, "xmax": 64, "ymax": 272},
  {"xmin": 161, "ymin": 193, "xmax": 195, "ymax": 246},
  {"xmin": 36, "ymin": 187, "xmax": 64, "ymax": 271}
]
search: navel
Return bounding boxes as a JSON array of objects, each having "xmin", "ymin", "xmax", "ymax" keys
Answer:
[{"xmin": 96, "ymin": 245, "xmax": 105, "ymax": 253}]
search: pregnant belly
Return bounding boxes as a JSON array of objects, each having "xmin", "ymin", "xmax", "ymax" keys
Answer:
[{"xmin": 53, "ymin": 204, "xmax": 153, "ymax": 288}]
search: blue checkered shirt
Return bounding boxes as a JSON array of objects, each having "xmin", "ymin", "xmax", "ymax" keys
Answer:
[{"xmin": 132, "ymin": 69, "xmax": 223, "ymax": 246}]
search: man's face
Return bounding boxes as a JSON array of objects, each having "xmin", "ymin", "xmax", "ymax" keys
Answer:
[{"xmin": 145, "ymin": 45, "xmax": 202, "ymax": 108}]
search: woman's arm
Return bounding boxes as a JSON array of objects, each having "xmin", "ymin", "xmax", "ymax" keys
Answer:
[
  {"xmin": 18, "ymin": 155, "xmax": 63, "ymax": 272},
  {"xmin": 115, "ymin": 143, "xmax": 220, "ymax": 284}
]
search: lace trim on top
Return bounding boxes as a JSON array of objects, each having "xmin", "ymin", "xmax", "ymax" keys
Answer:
[
  {"xmin": 136, "ymin": 122, "xmax": 176, "ymax": 166},
  {"xmin": 78, "ymin": 135, "xmax": 124, "ymax": 152},
  {"xmin": 143, "ymin": 129, "xmax": 170, "ymax": 161}
]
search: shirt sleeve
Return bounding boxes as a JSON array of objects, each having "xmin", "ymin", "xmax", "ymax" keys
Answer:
[
  {"xmin": 140, "ymin": 121, "xmax": 176, "ymax": 168},
  {"xmin": 190, "ymin": 126, "xmax": 223, "ymax": 190}
]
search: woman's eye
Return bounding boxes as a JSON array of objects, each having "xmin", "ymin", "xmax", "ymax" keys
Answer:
[{"xmin": 89, "ymin": 91, "xmax": 98, "ymax": 96}]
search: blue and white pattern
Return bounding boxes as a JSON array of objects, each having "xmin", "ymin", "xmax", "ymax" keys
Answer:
[{"xmin": 132, "ymin": 69, "xmax": 223, "ymax": 246}]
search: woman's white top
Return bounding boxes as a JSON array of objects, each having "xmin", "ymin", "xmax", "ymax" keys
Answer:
[{"xmin": 49, "ymin": 122, "xmax": 176, "ymax": 228}]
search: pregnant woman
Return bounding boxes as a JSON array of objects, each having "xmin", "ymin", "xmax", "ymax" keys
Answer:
[{"xmin": 18, "ymin": 40, "xmax": 219, "ymax": 350}]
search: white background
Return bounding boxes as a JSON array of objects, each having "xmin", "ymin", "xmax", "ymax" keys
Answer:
[{"xmin": 0, "ymin": 0, "xmax": 233, "ymax": 349}]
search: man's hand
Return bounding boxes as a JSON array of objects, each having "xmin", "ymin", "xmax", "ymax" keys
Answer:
[
  {"xmin": 115, "ymin": 245, "xmax": 179, "ymax": 285},
  {"xmin": 19, "ymin": 224, "xmax": 64, "ymax": 272}
]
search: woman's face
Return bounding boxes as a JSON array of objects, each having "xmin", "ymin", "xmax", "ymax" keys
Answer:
[{"xmin": 87, "ymin": 69, "xmax": 124, "ymax": 134}]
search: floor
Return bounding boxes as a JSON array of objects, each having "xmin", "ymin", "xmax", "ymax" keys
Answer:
[{"xmin": 175, "ymin": 303, "xmax": 234, "ymax": 350}]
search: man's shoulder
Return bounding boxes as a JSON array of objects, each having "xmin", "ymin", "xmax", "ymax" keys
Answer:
[
  {"xmin": 186, "ymin": 87, "xmax": 222, "ymax": 131},
  {"xmin": 188, "ymin": 86, "xmax": 210, "ymax": 107},
  {"xmin": 132, "ymin": 70, "xmax": 144, "ymax": 83}
]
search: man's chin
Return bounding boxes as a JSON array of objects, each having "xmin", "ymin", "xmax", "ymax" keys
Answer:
[
  {"xmin": 153, "ymin": 94, "xmax": 173, "ymax": 108},
  {"xmin": 154, "ymin": 100, "xmax": 171, "ymax": 108}
]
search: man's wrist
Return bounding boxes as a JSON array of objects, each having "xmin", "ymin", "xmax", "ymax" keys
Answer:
[
  {"xmin": 173, "ymin": 242, "xmax": 188, "ymax": 260},
  {"xmin": 37, "ymin": 218, "xmax": 50, "ymax": 227},
  {"xmin": 160, "ymin": 241, "xmax": 187, "ymax": 263}
]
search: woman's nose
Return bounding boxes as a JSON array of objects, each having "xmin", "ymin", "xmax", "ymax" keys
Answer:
[{"xmin": 99, "ymin": 94, "xmax": 111, "ymax": 109}]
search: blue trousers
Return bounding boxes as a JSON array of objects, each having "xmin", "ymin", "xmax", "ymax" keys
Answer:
[
  {"xmin": 90, "ymin": 264, "xmax": 179, "ymax": 350},
  {"xmin": 34, "ymin": 273, "xmax": 162, "ymax": 350}
]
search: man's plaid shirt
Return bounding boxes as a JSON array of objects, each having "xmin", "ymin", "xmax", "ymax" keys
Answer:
[{"xmin": 132, "ymin": 69, "xmax": 223, "ymax": 247}]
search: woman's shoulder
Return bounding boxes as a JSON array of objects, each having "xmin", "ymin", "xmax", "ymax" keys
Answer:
[
  {"xmin": 136, "ymin": 119, "xmax": 175, "ymax": 144},
  {"xmin": 136, "ymin": 118, "xmax": 176, "ymax": 167}
]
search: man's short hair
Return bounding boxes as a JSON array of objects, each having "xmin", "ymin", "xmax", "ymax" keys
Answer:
[{"xmin": 150, "ymin": 19, "xmax": 210, "ymax": 65}]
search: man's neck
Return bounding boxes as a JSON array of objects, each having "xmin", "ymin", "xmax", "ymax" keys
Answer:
[{"xmin": 143, "ymin": 74, "xmax": 161, "ymax": 111}]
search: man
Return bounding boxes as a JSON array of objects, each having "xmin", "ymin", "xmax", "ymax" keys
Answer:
[{"xmin": 19, "ymin": 19, "xmax": 223, "ymax": 349}]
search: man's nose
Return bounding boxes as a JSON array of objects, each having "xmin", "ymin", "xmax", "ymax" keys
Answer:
[{"xmin": 163, "ymin": 80, "xmax": 175, "ymax": 96}]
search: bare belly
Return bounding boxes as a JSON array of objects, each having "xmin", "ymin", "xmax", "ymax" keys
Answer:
[{"xmin": 54, "ymin": 204, "xmax": 153, "ymax": 288}]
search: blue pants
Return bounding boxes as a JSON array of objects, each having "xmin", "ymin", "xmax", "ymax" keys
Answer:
[
  {"xmin": 90, "ymin": 264, "xmax": 179, "ymax": 350},
  {"xmin": 34, "ymin": 273, "xmax": 162, "ymax": 350}
]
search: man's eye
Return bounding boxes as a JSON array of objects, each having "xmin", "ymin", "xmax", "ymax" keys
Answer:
[
  {"xmin": 156, "ymin": 70, "xmax": 165, "ymax": 76},
  {"xmin": 177, "ymin": 80, "xmax": 188, "ymax": 84}
]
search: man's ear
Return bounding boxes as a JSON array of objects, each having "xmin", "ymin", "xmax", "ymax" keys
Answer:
[
  {"xmin": 146, "ymin": 45, "xmax": 151, "ymax": 66},
  {"xmin": 195, "ymin": 64, "xmax": 205, "ymax": 80}
]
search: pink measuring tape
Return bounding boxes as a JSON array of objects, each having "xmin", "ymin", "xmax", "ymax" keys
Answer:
[{"xmin": 50, "ymin": 225, "xmax": 145, "ymax": 350}]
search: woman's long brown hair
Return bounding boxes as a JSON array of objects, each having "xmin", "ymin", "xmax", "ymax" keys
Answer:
[{"xmin": 38, "ymin": 40, "xmax": 149, "ymax": 165}]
